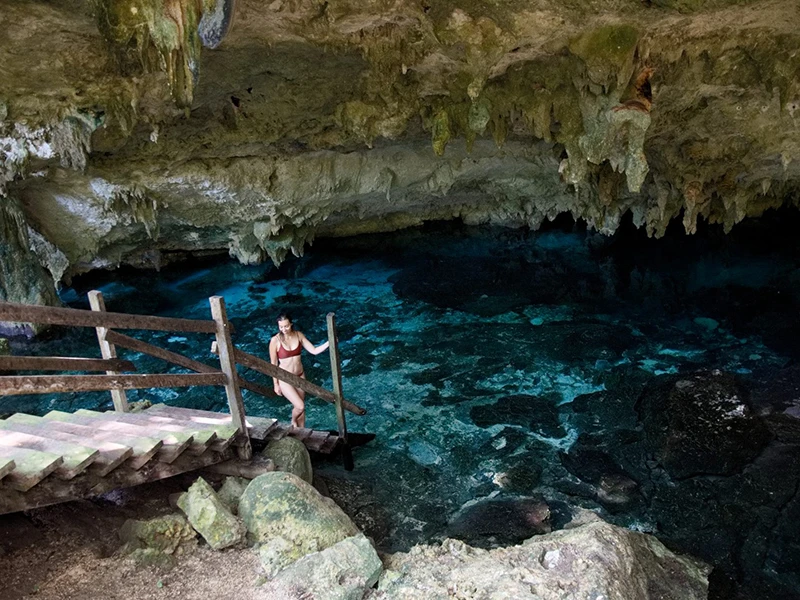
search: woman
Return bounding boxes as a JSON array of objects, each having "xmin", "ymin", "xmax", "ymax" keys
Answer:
[{"xmin": 269, "ymin": 313, "xmax": 329, "ymax": 429}]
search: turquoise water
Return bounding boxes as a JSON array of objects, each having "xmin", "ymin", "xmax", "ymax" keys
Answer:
[{"xmin": 5, "ymin": 218, "xmax": 800, "ymax": 598}]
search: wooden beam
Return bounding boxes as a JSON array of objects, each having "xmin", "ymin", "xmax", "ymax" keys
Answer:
[
  {"xmin": 221, "ymin": 346, "xmax": 367, "ymax": 416},
  {"xmin": 0, "ymin": 372, "xmax": 225, "ymax": 396},
  {"xmin": 327, "ymin": 312, "xmax": 353, "ymax": 471},
  {"xmin": 0, "ymin": 300, "xmax": 219, "ymax": 333},
  {"xmin": 0, "ymin": 356, "xmax": 136, "ymax": 372},
  {"xmin": 209, "ymin": 296, "xmax": 251, "ymax": 460},
  {"xmin": 88, "ymin": 291, "xmax": 129, "ymax": 412},
  {"xmin": 105, "ymin": 330, "xmax": 275, "ymax": 398}
]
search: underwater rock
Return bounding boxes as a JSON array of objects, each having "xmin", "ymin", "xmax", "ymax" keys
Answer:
[
  {"xmin": 177, "ymin": 477, "xmax": 245, "ymax": 550},
  {"xmin": 406, "ymin": 440, "xmax": 442, "ymax": 466},
  {"xmin": 375, "ymin": 517, "xmax": 709, "ymax": 600},
  {"xmin": 446, "ymin": 496, "xmax": 551, "ymax": 547},
  {"xmin": 639, "ymin": 370, "xmax": 772, "ymax": 478},
  {"xmin": 258, "ymin": 534, "xmax": 382, "ymax": 599},
  {"xmin": 262, "ymin": 436, "xmax": 313, "ymax": 484},
  {"xmin": 470, "ymin": 394, "xmax": 565, "ymax": 438}
]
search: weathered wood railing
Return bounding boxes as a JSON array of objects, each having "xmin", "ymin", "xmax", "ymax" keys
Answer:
[{"xmin": 0, "ymin": 293, "xmax": 366, "ymax": 466}]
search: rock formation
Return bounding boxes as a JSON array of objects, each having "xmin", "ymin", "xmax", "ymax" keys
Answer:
[{"xmin": 1, "ymin": 0, "xmax": 799, "ymax": 303}]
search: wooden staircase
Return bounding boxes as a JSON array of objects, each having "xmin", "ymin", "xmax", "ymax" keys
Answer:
[{"xmin": 0, "ymin": 405, "xmax": 344, "ymax": 515}]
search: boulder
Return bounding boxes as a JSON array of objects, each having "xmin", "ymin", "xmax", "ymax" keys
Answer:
[
  {"xmin": 177, "ymin": 477, "xmax": 245, "ymax": 550},
  {"xmin": 262, "ymin": 436, "xmax": 313, "ymax": 483},
  {"xmin": 239, "ymin": 471, "xmax": 359, "ymax": 557},
  {"xmin": 374, "ymin": 517, "xmax": 709, "ymax": 600},
  {"xmin": 640, "ymin": 370, "xmax": 772, "ymax": 478},
  {"xmin": 258, "ymin": 534, "xmax": 382, "ymax": 600},
  {"xmin": 118, "ymin": 514, "xmax": 197, "ymax": 567},
  {"xmin": 217, "ymin": 476, "xmax": 250, "ymax": 514},
  {"xmin": 447, "ymin": 496, "xmax": 551, "ymax": 547}
]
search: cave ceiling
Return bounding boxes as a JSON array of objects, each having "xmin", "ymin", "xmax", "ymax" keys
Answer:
[{"xmin": 0, "ymin": 0, "xmax": 799, "ymax": 304}]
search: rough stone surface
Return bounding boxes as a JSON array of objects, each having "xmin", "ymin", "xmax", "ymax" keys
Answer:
[
  {"xmin": 257, "ymin": 534, "xmax": 382, "ymax": 600},
  {"xmin": 238, "ymin": 471, "xmax": 360, "ymax": 555},
  {"xmin": 370, "ymin": 514, "xmax": 710, "ymax": 600},
  {"xmin": 262, "ymin": 436, "xmax": 313, "ymax": 484},
  {"xmin": 639, "ymin": 370, "xmax": 772, "ymax": 478},
  {"xmin": 177, "ymin": 477, "xmax": 245, "ymax": 550},
  {"xmin": 117, "ymin": 513, "xmax": 197, "ymax": 567},
  {"xmin": 447, "ymin": 496, "xmax": 551, "ymax": 547},
  {"xmin": 2, "ymin": 0, "xmax": 799, "ymax": 303},
  {"xmin": 217, "ymin": 476, "xmax": 250, "ymax": 515}
]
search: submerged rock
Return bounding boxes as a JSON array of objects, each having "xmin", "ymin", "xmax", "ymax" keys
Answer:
[
  {"xmin": 258, "ymin": 534, "xmax": 382, "ymax": 600},
  {"xmin": 238, "ymin": 471, "xmax": 359, "ymax": 555},
  {"xmin": 640, "ymin": 370, "xmax": 772, "ymax": 478},
  {"xmin": 373, "ymin": 516, "xmax": 709, "ymax": 600},
  {"xmin": 447, "ymin": 496, "xmax": 551, "ymax": 547},
  {"xmin": 177, "ymin": 477, "xmax": 245, "ymax": 550},
  {"xmin": 262, "ymin": 436, "xmax": 313, "ymax": 484}
]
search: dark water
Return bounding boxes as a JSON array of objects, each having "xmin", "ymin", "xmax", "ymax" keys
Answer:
[{"xmin": 5, "ymin": 213, "xmax": 800, "ymax": 599}]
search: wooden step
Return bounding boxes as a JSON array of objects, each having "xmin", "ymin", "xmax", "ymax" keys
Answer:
[
  {"xmin": 0, "ymin": 428, "xmax": 98, "ymax": 479},
  {"xmin": 0, "ymin": 417, "xmax": 133, "ymax": 476},
  {"xmin": 0, "ymin": 457, "xmax": 15, "ymax": 481},
  {"xmin": 288, "ymin": 427, "xmax": 314, "ymax": 443},
  {"xmin": 0, "ymin": 446, "xmax": 62, "ymax": 491},
  {"xmin": 305, "ymin": 431, "xmax": 332, "ymax": 452},
  {"xmin": 43, "ymin": 411, "xmax": 190, "ymax": 464},
  {"xmin": 7, "ymin": 413, "xmax": 160, "ymax": 470},
  {"xmin": 265, "ymin": 423, "xmax": 290, "ymax": 441},
  {"xmin": 144, "ymin": 405, "xmax": 250, "ymax": 449},
  {"xmin": 74, "ymin": 409, "xmax": 216, "ymax": 456},
  {"xmin": 319, "ymin": 435, "xmax": 340, "ymax": 454}
]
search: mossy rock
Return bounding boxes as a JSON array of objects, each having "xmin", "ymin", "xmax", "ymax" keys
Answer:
[
  {"xmin": 262, "ymin": 436, "xmax": 313, "ymax": 484},
  {"xmin": 217, "ymin": 476, "xmax": 250, "ymax": 514},
  {"xmin": 239, "ymin": 472, "xmax": 359, "ymax": 554},
  {"xmin": 118, "ymin": 514, "xmax": 197, "ymax": 556},
  {"xmin": 177, "ymin": 477, "xmax": 245, "ymax": 550}
]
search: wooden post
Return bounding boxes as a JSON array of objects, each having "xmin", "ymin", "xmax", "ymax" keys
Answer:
[
  {"xmin": 88, "ymin": 291, "xmax": 129, "ymax": 412},
  {"xmin": 209, "ymin": 296, "xmax": 251, "ymax": 460},
  {"xmin": 326, "ymin": 312, "xmax": 353, "ymax": 471}
]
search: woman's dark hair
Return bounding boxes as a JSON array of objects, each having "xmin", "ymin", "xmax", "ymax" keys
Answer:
[{"xmin": 277, "ymin": 312, "xmax": 293, "ymax": 324}]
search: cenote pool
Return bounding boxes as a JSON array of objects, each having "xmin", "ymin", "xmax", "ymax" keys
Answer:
[{"xmin": 5, "ymin": 215, "xmax": 800, "ymax": 599}]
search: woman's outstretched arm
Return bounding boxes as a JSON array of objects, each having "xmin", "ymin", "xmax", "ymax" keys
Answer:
[{"xmin": 301, "ymin": 333, "xmax": 330, "ymax": 355}]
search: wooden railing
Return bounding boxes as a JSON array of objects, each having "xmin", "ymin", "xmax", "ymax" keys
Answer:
[{"xmin": 0, "ymin": 293, "xmax": 366, "ymax": 464}]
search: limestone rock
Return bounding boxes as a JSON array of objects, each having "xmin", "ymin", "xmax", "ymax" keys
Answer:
[
  {"xmin": 372, "ymin": 519, "xmax": 709, "ymax": 600},
  {"xmin": 258, "ymin": 534, "xmax": 382, "ymax": 600},
  {"xmin": 217, "ymin": 476, "xmax": 250, "ymax": 515},
  {"xmin": 239, "ymin": 472, "xmax": 359, "ymax": 554},
  {"xmin": 640, "ymin": 370, "xmax": 772, "ymax": 478},
  {"xmin": 118, "ymin": 514, "xmax": 197, "ymax": 567},
  {"xmin": 447, "ymin": 496, "xmax": 551, "ymax": 547},
  {"xmin": 262, "ymin": 436, "xmax": 313, "ymax": 484},
  {"xmin": 177, "ymin": 477, "xmax": 245, "ymax": 550}
]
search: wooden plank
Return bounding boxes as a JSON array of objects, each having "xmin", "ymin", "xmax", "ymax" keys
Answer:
[
  {"xmin": 51, "ymin": 411, "xmax": 193, "ymax": 465},
  {"xmin": 145, "ymin": 405, "xmax": 274, "ymax": 444},
  {"xmin": 305, "ymin": 431, "xmax": 332, "ymax": 452},
  {"xmin": 223, "ymin": 347, "xmax": 367, "ymax": 416},
  {"xmin": 0, "ymin": 457, "xmax": 15, "ymax": 481},
  {"xmin": 106, "ymin": 330, "xmax": 276, "ymax": 399},
  {"xmin": 88, "ymin": 291, "xmax": 129, "ymax": 412},
  {"xmin": 0, "ymin": 419, "xmax": 132, "ymax": 476},
  {"xmin": 0, "ymin": 446, "xmax": 63, "ymax": 491},
  {"xmin": 289, "ymin": 427, "xmax": 313, "ymax": 443},
  {"xmin": 209, "ymin": 296, "xmax": 251, "ymax": 461},
  {"xmin": 0, "ymin": 300, "xmax": 219, "ymax": 333},
  {"xmin": 319, "ymin": 435, "xmax": 341, "ymax": 454},
  {"xmin": 203, "ymin": 455, "xmax": 275, "ymax": 479},
  {"xmin": 0, "ymin": 372, "xmax": 226, "ymax": 396},
  {"xmin": 0, "ymin": 356, "xmax": 136, "ymax": 372},
  {"xmin": 74, "ymin": 409, "xmax": 216, "ymax": 455},
  {"xmin": 327, "ymin": 312, "xmax": 353, "ymax": 470},
  {"xmin": 0, "ymin": 447, "xmax": 235, "ymax": 515},
  {"xmin": 0, "ymin": 429, "xmax": 98, "ymax": 479},
  {"xmin": 8, "ymin": 413, "xmax": 161, "ymax": 470}
]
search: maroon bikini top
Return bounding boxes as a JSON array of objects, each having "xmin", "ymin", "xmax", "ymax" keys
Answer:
[{"xmin": 277, "ymin": 339, "xmax": 302, "ymax": 359}]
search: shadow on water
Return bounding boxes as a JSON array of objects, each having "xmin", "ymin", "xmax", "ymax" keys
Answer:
[{"xmin": 6, "ymin": 209, "xmax": 800, "ymax": 599}]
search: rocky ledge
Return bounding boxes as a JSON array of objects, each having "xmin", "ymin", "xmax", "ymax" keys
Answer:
[{"xmin": 1, "ymin": 0, "xmax": 799, "ymax": 306}]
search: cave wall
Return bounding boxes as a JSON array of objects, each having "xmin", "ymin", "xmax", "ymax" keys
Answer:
[{"xmin": 1, "ymin": 0, "xmax": 799, "ymax": 302}]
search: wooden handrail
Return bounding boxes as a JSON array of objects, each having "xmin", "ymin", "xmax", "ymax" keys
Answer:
[
  {"xmin": 0, "ymin": 373, "xmax": 225, "ymax": 396},
  {"xmin": 0, "ymin": 356, "xmax": 136, "ymax": 372},
  {"xmin": 214, "ymin": 345, "xmax": 367, "ymax": 416},
  {"xmin": 0, "ymin": 301, "xmax": 219, "ymax": 334},
  {"xmin": 105, "ymin": 330, "xmax": 276, "ymax": 399}
]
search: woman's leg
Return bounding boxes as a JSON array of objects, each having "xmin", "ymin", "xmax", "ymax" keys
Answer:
[{"xmin": 279, "ymin": 382, "xmax": 306, "ymax": 428}]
